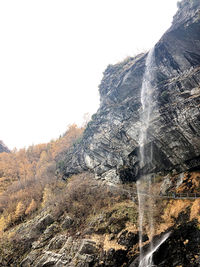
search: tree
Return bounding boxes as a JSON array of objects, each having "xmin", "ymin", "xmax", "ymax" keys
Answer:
[
  {"xmin": 42, "ymin": 186, "xmax": 52, "ymax": 208},
  {"xmin": 25, "ymin": 199, "xmax": 37, "ymax": 215},
  {"xmin": 14, "ymin": 201, "xmax": 26, "ymax": 222},
  {"xmin": 0, "ymin": 215, "xmax": 7, "ymax": 232}
]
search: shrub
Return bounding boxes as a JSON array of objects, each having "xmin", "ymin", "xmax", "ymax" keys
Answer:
[{"xmin": 50, "ymin": 173, "xmax": 130, "ymax": 231}]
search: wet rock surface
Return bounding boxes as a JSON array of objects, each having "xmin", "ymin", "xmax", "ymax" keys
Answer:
[
  {"xmin": 153, "ymin": 221, "xmax": 200, "ymax": 267},
  {"xmin": 58, "ymin": 0, "xmax": 200, "ymax": 183},
  {"xmin": 130, "ymin": 221, "xmax": 200, "ymax": 267}
]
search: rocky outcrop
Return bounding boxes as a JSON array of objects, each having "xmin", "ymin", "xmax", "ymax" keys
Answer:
[
  {"xmin": 130, "ymin": 221, "xmax": 200, "ymax": 267},
  {"xmin": 153, "ymin": 221, "xmax": 200, "ymax": 267},
  {"xmin": 58, "ymin": 0, "xmax": 200, "ymax": 183},
  {"xmin": 21, "ymin": 238, "xmax": 98, "ymax": 267},
  {"xmin": 0, "ymin": 170, "xmax": 199, "ymax": 267},
  {"xmin": 0, "ymin": 141, "xmax": 9, "ymax": 153}
]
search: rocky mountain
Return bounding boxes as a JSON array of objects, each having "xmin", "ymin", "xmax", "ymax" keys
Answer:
[
  {"xmin": 58, "ymin": 0, "xmax": 200, "ymax": 184},
  {"xmin": 0, "ymin": 141, "xmax": 9, "ymax": 153},
  {"xmin": 1, "ymin": 1, "xmax": 200, "ymax": 267}
]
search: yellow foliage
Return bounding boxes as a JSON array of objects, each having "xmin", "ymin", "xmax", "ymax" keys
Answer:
[
  {"xmin": 25, "ymin": 199, "xmax": 37, "ymax": 215},
  {"xmin": 50, "ymin": 124, "xmax": 84, "ymax": 159},
  {"xmin": 14, "ymin": 201, "xmax": 26, "ymax": 221},
  {"xmin": 0, "ymin": 123, "xmax": 84, "ymax": 230},
  {"xmin": 42, "ymin": 186, "xmax": 52, "ymax": 208},
  {"xmin": 162, "ymin": 199, "xmax": 191, "ymax": 224},
  {"xmin": 0, "ymin": 215, "xmax": 7, "ymax": 232},
  {"xmin": 190, "ymin": 199, "xmax": 200, "ymax": 222}
]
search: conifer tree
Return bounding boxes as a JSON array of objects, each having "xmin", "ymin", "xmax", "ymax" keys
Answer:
[{"xmin": 25, "ymin": 199, "xmax": 37, "ymax": 215}]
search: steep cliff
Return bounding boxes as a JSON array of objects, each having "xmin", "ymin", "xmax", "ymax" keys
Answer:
[
  {"xmin": 58, "ymin": 0, "xmax": 200, "ymax": 183},
  {"xmin": 1, "ymin": 2, "xmax": 200, "ymax": 267}
]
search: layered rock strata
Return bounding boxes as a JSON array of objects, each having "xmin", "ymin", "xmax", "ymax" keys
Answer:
[{"xmin": 58, "ymin": 0, "xmax": 200, "ymax": 183}]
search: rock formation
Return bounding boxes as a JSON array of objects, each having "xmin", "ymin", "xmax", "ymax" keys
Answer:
[
  {"xmin": 1, "ymin": 1, "xmax": 200, "ymax": 267},
  {"xmin": 3, "ymin": 171, "xmax": 199, "ymax": 267},
  {"xmin": 58, "ymin": 0, "xmax": 200, "ymax": 184},
  {"xmin": 0, "ymin": 141, "xmax": 9, "ymax": 153}
]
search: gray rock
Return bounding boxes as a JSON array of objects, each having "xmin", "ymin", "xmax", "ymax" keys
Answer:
[
  {"xmin": 34, "ymin": 251, "xmax": 61, "ymax": 267},
  {"xmin": 58, "ymin": 236, "xmax": 74, "ymax": 254},
  {"xmin": 61, "ymin": 215, "xmax": 74, "ymax": 230},
  {"xmin": 175, "ymin": 172, "xmax": 185, "ymax": 189},
  {"xmin": 57, "ymin": 1, "xmax": 200, "ymax": 183},
  {"xmin": 47, "ymin": 235, "xmax": 68, "ymax": 250},
  {"xmin": 160, "ymin": 172, "xmax": 186, "ymax": 194},
  {"xmin": 33, "ymin": 214, "xmax": 54, "ymax": 234},
  {"xmin": 0, "ymin": 141, "xmax": 9, "ymax": 153},
  {"xmin": 160, "ymin": 175, "xmax": 173, "ymax": 194},
  {"xmin": 78, "ymin": 239, "xmax": 97, "ymax": 255},
  {"xmin": 20, "ymin": 251, "xmax": 39, "ymax": 267}
]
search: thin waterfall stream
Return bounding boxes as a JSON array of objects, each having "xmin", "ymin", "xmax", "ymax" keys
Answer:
[
  {"xmin": 136, "ymin": 48, "xmax": 161, "ymax": 267},
  {"xmin": 139, "ymin": 232, "xmax": 170, "ymax": 267}
]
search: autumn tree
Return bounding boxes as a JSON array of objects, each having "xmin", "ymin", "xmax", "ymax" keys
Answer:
[
  {"xmin": 50, "ymin": 124, "xmax": 84, "ymax": 159},
  {"xmin": 0, "ymin": 123, "xmax": 84, "ymax": 230},
  {"xmin": 0, "ymin": 215, "xmax": 7, "ymax": 232},
  {"xmin": 14, "ymin": 201, "xmax": 26, "ymax": 222},
  {"xmin": 42, "ymin": 186, "xmax": 52, "ymax": 208},
  {"xmin": 25, "ymin": 199, "xmax": 37, "ymax": 215}
]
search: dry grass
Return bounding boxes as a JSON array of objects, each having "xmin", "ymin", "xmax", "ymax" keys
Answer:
[
  {"xmin": 90, "ymin": 233, "xmax": 125, "ymax": 251},
  {"xmin": 48, "ymin": 173, "xmax": 131, "ymax": 233},
  {"xmin": 103, "ymin": 234, "xmax": 125, "ymax": 251},
  {"xmin": 176, "ymin": 171, "xmax": 200, "ymax": 193},
  {"xmin": 162, "ymin": 199, "xmax": 191, "ymax": 223},
  {"xmin": 190, "ymin": 199, "xmax": 200, "ymax": 223}
]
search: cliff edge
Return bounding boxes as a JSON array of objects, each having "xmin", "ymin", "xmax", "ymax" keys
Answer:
[{"xmin": 58, "ymin": 0, "xmax": 200, "ymax": 183}]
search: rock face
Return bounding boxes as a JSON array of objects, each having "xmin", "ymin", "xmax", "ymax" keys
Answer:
[
  {"xmin": 130, "ymin": 221, "xmax": 200, "ymax": 267},
  {"xmin": 153, "ymin": 222, "xmax": 200, "ymax": 267},
  {"xmin": 0, "ymin": 141, "xmax": 9, "ymax": 153},
  {"xmin": 58, "ymin": 0, "xmax": 200, "ymax": 183}
]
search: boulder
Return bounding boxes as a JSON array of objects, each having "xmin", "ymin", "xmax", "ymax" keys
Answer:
[
  {"xmin": 61, "ymin": 215, "xmax": 74, "ymax": 230},
  {"xmin": 32, "ymin": 214, "xmax": 54, "ymax": 234}
]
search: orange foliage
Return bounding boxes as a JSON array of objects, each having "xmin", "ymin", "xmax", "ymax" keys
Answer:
[
  {"xmin": 50, "ymin": 124, "xmax": 84, "ymax": 159},
  {"xmin": 25, "ymin": 199, "xmax": 37, "ymax": 215},
  {"xmin": 0, "ymin": 124, "xmax": 84, "ymax": 229}
]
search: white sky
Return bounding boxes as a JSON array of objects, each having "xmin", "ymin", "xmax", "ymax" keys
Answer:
[{"xmin": 0, "ymin": 0, "xmax": 178, "ymax": 150}]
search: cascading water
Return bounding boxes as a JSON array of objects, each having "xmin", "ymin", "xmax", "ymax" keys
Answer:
[
  {"xmin": 136, "ymin": 48, "xmax": 157, "ymax": 267},
  {"xmin": 139, "ymin": 232, "xmax": 170, "ymax": 267}
]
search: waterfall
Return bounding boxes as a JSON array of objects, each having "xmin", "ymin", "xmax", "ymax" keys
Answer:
[
  {"xmin": 139, "ymin": 232, "xmax": 170, "ymax": 267},
  {"xmin": 137, "ymin": 48, "xmax": 156, "ymax": 267}
]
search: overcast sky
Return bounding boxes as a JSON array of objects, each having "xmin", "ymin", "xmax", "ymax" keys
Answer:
[{"xmin": 0, "ymin": 0, "xmax": 178, "ymax": 150}]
